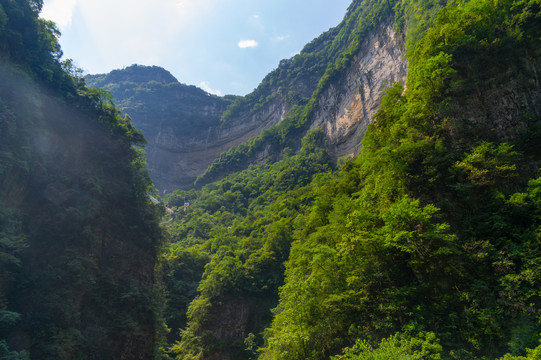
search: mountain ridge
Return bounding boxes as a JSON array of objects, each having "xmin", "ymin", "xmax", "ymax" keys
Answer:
[
  {"xmin": 87, "ymin": 0, "xmax": 407, "ymax": 192},
  {"xmin": 87, "ymin": 64, "xmax": 236, "ymax": 191},
  {"xmin": 2, "ymin": 0, "xmax": 541, "ymax": 359}
]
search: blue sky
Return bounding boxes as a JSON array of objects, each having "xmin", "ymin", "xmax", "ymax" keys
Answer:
[{"xmin": 41, "ymin": 0, "xmax": 352, "ymax": 96}]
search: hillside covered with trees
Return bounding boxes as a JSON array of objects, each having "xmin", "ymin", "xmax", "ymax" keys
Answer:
[
  {"xmin": 2, "ymin": 0, "xmax": 541, "ymax": 359},
  {"xmin": 0, "ymin": 0, "xmax": 163, "ymax": 358},
  {"xmin": 156, "ymin": 0, "xmax": 541, "ymax": 358}
]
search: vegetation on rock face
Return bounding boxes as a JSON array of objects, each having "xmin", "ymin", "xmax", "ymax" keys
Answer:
[
  {"xmin": 86, "ymin": 65, "xmax": 235, "ymax": 139},
  {"xmin": 3, "ymin": 0, "xmax": 541, "ymax": 358},
  {"xmin": 195, "ymin": 0, "xmax": 399, "ymax": 187},
  {"xmin": 1, "ymin": 0, "xmax": 163, "ymax": 358},
  {"xmin": 158, "ymin": 0, "xmax": 541, "ymax": 359}
]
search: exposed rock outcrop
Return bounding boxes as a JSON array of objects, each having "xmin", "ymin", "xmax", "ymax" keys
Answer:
[
  {"xmin": 199, "ymin": 297, "xmax": 273, "ymax": 360},
  {"xmin": 311, "ymin": 21, "xmax": 407, "ymax": 158},
  {"xmin": 147, "ymin": 98, "xmax": 290, "ymax": 192},
  {"xmin": 89, "ymin": 20, "xmax": 408, "ymax": 191},
  {"xmin": 446, "ymin": 49, "xmax": 541, "ymax": 145}
]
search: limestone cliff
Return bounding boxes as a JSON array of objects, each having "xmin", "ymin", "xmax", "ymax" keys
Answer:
[
  {"xmin": 310, "ymin": 21, "xmax": 407, "ymax": 158},
  {"xmin": 89, "ymin": 16, "xmax": 407, "ymax": 192},
  {"xmin": 86, "ymin": 3, "xmax": 541, "ymax": 196},
  {"xmin": 87, "ymin": 62, "xmax": 316, "ymax": 192},
  {"xmin": 87, "ymin": 65, "xmax": 234, "ymax": 191}
]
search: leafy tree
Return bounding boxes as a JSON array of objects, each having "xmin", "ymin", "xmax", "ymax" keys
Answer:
[{"xmin": 332, "ymin": 332, "xmax": 442, "ymax": 360}]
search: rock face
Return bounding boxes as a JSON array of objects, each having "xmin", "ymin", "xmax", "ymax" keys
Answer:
[
  {"xmin": 87, "ymin": 19, "xmax": 541, "ymax": 196},
  {"xmin": 311, "ymin": 21, "xmax": 407, "ymax": 158},
  {"xmin": 1, "ymin": 61, "xmax": 161, "ymax": 360},
  {"xmin": 87, "ymin": 65, "xmax": 234, "ymax": 191},
  {"xmin": 87, "ymin": 62, "xmax": 323, "ymax": 191},
  {"xmin": 89, "ymin": 20, "xmax": 407, "ymax": 192},
  {"xmin": 445, "ymin": 50, "xmax": 541, "ymax": 145},
  {"xmin": 147, "ymin": 99, "xmax": 290, "ymax": 192},
  {"xmin": 199, "ymin": 297, "xmax": 274, "ymax": 360}
]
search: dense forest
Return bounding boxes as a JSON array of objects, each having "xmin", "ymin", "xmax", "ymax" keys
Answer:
[
  {"xmin": 157, "ymin": 0, "xmax": 541, "ymax": 358},
  {"xmin": 0, "ymin": 0, "xmax": 162, "ymax": 358},
  {"xmin": 2, "ymin": 0, "xmax": 541, "ymax": 359}
]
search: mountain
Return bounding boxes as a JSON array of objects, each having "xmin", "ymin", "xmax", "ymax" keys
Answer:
[
  {"xmin": 86, "ymin": 65, "xmax": 236, "ymax": 192},
  {"xmin": 0, "ymin": 0, "xmax": 162, "ymax": 358},
  {"xmin": 3, "ymin": 0, "xmax": 540, "ymax": 359},
  {"xmin": 86, "ymin": 1, "xmax": 407, "ymax": 192},
  {"xmin": 154, "ymin": 0, "xmax": 541, "ymax": 359}
]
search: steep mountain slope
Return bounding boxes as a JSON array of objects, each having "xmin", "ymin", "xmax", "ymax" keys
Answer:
[
  {"xmin": 157, "ymin": 0, "xmax": 541, "ymax": 359},
  {"xmin": 86, "ymin": 65, "xmax": 235, "ymax": 192},
  {"xmin": 0, "ymin": 1, "xmax": 162, "ymax": 358},
  {"xmin": 80, "ymin": 0, "xmax": 541, "ymax": 359},
  {"xmin": 193, "ymin": 1, "xmax": 407, "ymax": 188},
  {"xmin": 88, "ymin": 1, "xmax": 407, "ymax": 192},
  {"xmin": 309, "ymin": 20, "xmax": 406, "ymax": 158}
]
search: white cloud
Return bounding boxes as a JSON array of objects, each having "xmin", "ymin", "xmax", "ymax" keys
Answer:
[
  {"xmin": 175, "ymin": 0, "xmax": 186, "ymax": 9},
  {"xmin": 198, "ymin": 81, "xmax": 222, "ymax": 96},
  {"xmin": 238, "ymin": 40, "xmax": 258, "ymax": 48},
  {"xmin": 41, "ymin": 0, "xmax": 77, "ymax": 29}
]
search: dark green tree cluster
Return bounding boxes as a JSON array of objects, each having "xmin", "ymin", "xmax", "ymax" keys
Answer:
[{"xmin": 1, "ymin": 0, "xmax": 163, "ymax": 358}]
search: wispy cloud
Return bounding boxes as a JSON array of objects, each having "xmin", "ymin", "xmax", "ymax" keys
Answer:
[
  {"xmin": 249, "ymin": 14, "xmax": 265, "ymax": 31},
  {"xmin": 199, "ymin": 81, "xmax": 222, "ymax": 96},
  {"xmin": 275, "ymin": 35, "xmax": 290, "ymax": 41},
  {"xmin": 41, "ymin": 0, "xmax": 77, "ymax": 29},
  {"xmin": 238, "ymin": 40, "xmax": 258, "ymax": 48}
]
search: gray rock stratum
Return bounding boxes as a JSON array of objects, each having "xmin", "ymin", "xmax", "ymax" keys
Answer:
[{"xmin": 88, "ymin": 19, "xmax": 407, "ymax": 192}]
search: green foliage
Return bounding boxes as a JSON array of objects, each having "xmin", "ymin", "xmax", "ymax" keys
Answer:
[
  {"xmin": 497, "ymin": 344, "xmax": 541, "ymax": 359},
  {"xmin": 0, "ymin": 205, "xmax": 26, "ymax": 359},
  {"xmin": 173, "ymin": 0, "xmax": 541, "ymax": 356},
  {"xmin": 0, "ymin": 1, "xmax": 164, "ymax": 358},
  {"xmin": 258, "ymin": 0, "xmax": 541, "ymax": 358},
  {"xmin": 1, "ymin": 0, "xmax": 537, "ymax": 358},
  {"xmin": 260, "ymin": 187, "xmax": 460, "ymax": 359},
  {"xmin": 161, "ymin": 133, "xmax": 333, "ymax": 359},
  {"xmin": 453, "ymin": 142, "xmax": 519, "ymax": 186},
  {"xmin": 393, "ymin": 0, "xmax": 450, "ymax": 51},
  {"xmin": 86, "ymin": 65, "xmax": 234, "ymax": 139},
  {"xmin": 0, "ymin": 0, "xmax": 82, "ymax": 95},
  {"xmin": 332, "ymin": 332, "xmax": 442, "ymax": 360},
  {"xmin": 82, "ymin": 0, "xmax": 541, "ymax": 358}
]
